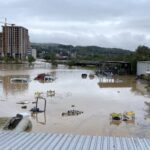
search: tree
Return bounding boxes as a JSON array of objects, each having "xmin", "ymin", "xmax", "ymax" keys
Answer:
[
  {"xmin": 136, "ymin": 45, "xmax": 150, "ymax": 61},
  {"xmin": 28, "ymin": 55, "xmax": 35, "ymax": 65}
]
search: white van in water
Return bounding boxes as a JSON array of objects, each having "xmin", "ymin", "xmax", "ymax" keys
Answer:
[
  {"xmin": 10, "ymin": 78, "xmax": 29, "ymax": 84},
  {"xmin": 3, "ymin": 113, "xmax": 32, "ymax": 132}
]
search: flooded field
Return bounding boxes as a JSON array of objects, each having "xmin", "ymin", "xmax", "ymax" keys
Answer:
[{"xmin": 0, "ymin": 60, "xmax": 150, "ymax": 138}]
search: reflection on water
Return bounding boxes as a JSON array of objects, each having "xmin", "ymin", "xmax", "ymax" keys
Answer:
[
  {"xmin": 0, "ymin": 61, "xmax": 150, "ymax": 137},
  {"xmin": 144, "ymin": 102, "xmax": 150, "ymax": 120},
  {"xmin": 110, "ymin": 119, "xmax": 135, "ymax": 126},
  {"xmin": 0, "ymin": 75, "xmax": 29, "ymax": 96},
  {"xmin": 31, "ymin": 112, "xmax": 46, "ymax": 125},
  {"xmin": 110, "ymin": 120, "xmax": 122, "ymax": 126},
  {"xmin": 98, "ymin": 75, "xmax": 134, "ymax": 88}
]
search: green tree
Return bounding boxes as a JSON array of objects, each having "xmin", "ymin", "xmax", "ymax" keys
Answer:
[
  {"xmin": 3, "ymin": 56, "xmax": 14, "ymax": 63},
  {"xmin": 28, "ymin": 55, "xmax": 35, "ymax": 65},
  {"xmin": 136, "ymin": 45, "xmax": 150, "ymax": 61},
  {"xmin": 51, "ymin": 53, "xmax": 57, "ymax": 65}
]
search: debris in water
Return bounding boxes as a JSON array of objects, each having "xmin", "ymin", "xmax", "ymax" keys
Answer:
[
  {"xmin": 34, "ymin": 91, "xmax": 43, "ymax": 98},
  {"xmin": 21, "ymin": 106, "xmax": 27, "ymax": 109},
  {"xmin": 62, "ymin": 110, "xmax": 83, "ymax": 116},
  {"xmin": 17, "ymin": 100, "xmax": 30, "ymax": 105},
  {"xmin": 123, "ymin": 111, "xmax": 135, "ymax": 121},
  {"xmin": 30, "ymin": 107, "xmax": 44, "ymax": 113},
  {"xmin": 47, "ymin": 90, "xmax": 55, "ymax": 97},
  {"xmin": 31, "ymin": 97, "xmax": 47, "ymax": 113},
  {"xmin": 110, "ymin": 111, "xmax": 135, "ymax": 125},
  {"xmin": 110, "ymin": 113, "xmax": 122, "ymax": 121}
]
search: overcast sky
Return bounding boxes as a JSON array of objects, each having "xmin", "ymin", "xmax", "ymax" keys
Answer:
[{"xmin": 0, "ymin": 0, "xmax": 150, "ymax": 50}]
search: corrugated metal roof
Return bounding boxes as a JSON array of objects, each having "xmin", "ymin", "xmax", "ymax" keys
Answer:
[{"xmin": 0, "ymin": 131, "xmax": 150, "ymax": 150}]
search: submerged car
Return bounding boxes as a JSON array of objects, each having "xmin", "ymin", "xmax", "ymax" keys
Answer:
[
  {"xmin": 34, "ymin": 73, "xmax": 56, "ymax": 82},
  {"xmin": 3, "ymin": 113, "xmax": 32, "ymax": 132}
]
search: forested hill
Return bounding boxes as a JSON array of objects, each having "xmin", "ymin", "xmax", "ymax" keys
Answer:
[{"xmin": 31, "ymin": 43, "xmax": 132, "ymax": 57}]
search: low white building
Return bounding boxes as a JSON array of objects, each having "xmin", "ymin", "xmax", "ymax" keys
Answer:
[
  {"xmin": 137, "ymin": 61, "xmax": 150, "ymax": 75},
  {"xmin": 27, "ymin": 48, "xmax": 37, "ymax": 59},
  {"xmin": 31, "ymin": 49, "xmax": 37, "ymax": 59}
]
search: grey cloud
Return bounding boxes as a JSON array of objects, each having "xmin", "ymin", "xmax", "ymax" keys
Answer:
[{"xmin": 0, "ymin": 0, "xmax": 150, "ymax": 50}]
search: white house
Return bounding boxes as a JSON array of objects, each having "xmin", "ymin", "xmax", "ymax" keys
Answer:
[
  {"xmin": 31, "ymin": 49, "xmax": 37, "ymax": 59},
  {"xmin": 27, "ymin": 48, "xmax": 37, "ymax": 59},
  {"xmin": 137, "ymin": 61, "xmax": 150, "ymax": 75}
]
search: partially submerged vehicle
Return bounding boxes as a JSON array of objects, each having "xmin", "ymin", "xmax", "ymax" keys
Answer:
[
  {"xmin": 34, "ymin": 73, "xmax": 56, "ymax": 82},
  {"xmin": 10, "ymin": 78, "xmax": 29, "ymax": 84},
  {"xmin": 3, "ymin": 113, "xmax": 32, "ymax": 132}
]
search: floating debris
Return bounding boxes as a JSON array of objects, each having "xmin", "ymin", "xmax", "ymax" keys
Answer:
[
  {"xmin": 30, "ymin": 107, "xmax": 44, "ymax": 113},
  {"xmin": 110, "ymin": 111, "xmax": 135, "ymax": 125},
  {"xmin": 34, "ymin": 91, "xmax": 43, "ymax": 98},
  {"xmin": 110, "ymin": 113, "xmax": 122, "ymax": 121},
  {"xmin": 62, "ymin": 110, "xmax": 83, "ymax": 116},
  {"xmin": 17, "ymin": 100, "xmax": 30, "ymax": 105},
  {"xmin": 123, "ymin": 111, "xmax": 135, "ymax": 121},
  {"xmin": 31, "ymin": 97, "xmax": 47, "ymax": 113},
  {"xmin": 47, "ymin": 90, "xmax": 55, "ymax": 97},
  {"xmin": 21, "ymin": 106, "xmax": 27, "ymax": 109}
]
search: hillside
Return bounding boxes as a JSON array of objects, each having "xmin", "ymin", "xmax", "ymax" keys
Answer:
[{"xmin": 31, "ymin": 43, "xmax": 133, "ymax": 61}]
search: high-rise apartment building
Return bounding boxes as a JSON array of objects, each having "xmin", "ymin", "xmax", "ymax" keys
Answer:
[{"xmin": 2, "ymin": 25, "xmax": 30, "ymax": 59}]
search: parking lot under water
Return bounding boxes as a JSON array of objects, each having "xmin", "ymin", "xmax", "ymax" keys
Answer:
[{"xmin": 0, "ymin": 60, "xmax": 150, "ymax": 138}]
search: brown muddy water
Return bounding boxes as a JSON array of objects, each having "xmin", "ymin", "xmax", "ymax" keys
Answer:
[{"xmin": 0, "ymin": 60, "xmax": 150, "ymax": 138}]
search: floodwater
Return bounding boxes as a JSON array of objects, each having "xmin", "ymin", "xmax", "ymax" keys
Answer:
[{"xmin": 0, "ymin": 60, "xmax": 150, "ymax": 138}]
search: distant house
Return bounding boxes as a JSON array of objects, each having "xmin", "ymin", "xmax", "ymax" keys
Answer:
[
  {"xmin": 31, "ymin": 49, "xmax": 37, "ymax": 59},
  {"xmin": 137, "ymin": 61, "xmax": 150, "ymax": 75},
  {"xmin": 28, "ymin": 48, "xmax": 37, "ymax": 59}
]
